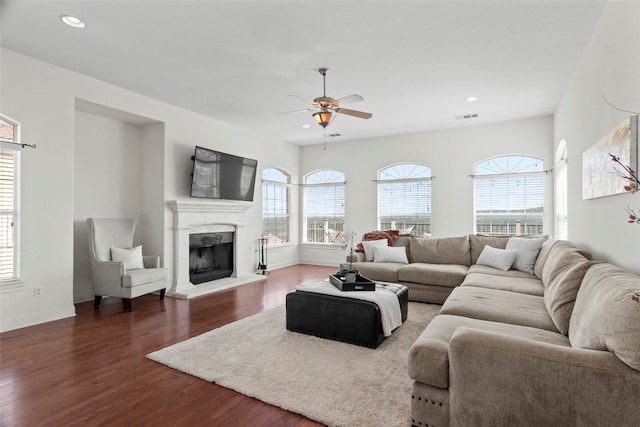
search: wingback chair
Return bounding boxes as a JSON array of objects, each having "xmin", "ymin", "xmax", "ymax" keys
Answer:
[{"xmin": 87, "ymin": 218, "xmax": 168, "ymax": 311}]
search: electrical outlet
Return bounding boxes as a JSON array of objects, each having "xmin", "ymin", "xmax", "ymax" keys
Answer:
[{"xmin": 34, "ymin": 287, "xmax": 43, "ymax": 297}]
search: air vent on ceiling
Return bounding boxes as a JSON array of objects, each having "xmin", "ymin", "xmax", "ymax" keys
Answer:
[{"xmin": 454, "ymin": 113, "xmax": 479, "ymax": 120}]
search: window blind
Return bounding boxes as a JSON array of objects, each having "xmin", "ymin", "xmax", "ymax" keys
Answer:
[
  {"xmin": 0, "ymin": 148, "xmax": 17, "ymax": 281},
  {"xmin": 474, "ymin": 174, "xmax": 544, "ymax": 236},
  {"xmin": 378, "ymin": 180, "xmax": 431, "ymax": 234},
  {"xmin": 262, "ymin": 179, "xmax": 289, "ymax": 245},
  {"xmin": 304, "ymin": 183, "xmax": 345, "ymax": 243},
  {"xmin": 555, "ymin": 161, "xmax": 568, "ymax": 240}
]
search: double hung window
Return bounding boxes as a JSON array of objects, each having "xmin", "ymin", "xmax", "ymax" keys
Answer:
[
  {"xmin": 0, "ymin": 115, "xmax": 21, "ymax": 284},
  {"xmin": 303, "ymin": 170, "xmax": 345, "ymax": 244},
  {"xmin": 378, "ymin": 163, "xmax": 432, "ymax": 235},
  {"xmin": 473, "ymin": 155, "xmax": 545, "ymax": 236},
  {"xmin": 262, "ymin": 168, "xmax": 290, "ymax": 245}
]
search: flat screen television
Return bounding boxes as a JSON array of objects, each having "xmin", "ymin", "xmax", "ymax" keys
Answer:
[{"xmin": 190, "ymin": 146, "xmax": 258, "ymax": 201}]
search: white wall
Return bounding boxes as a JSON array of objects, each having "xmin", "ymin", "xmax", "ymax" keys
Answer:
[
  {"xmin": 299, "ymin": 116, "xmax": 554, "ymax": 266},
  {"xmin": 0, "ymin": 48, "xmax": 300, "ymax": 332},
  {"xmin": 554, "ymin": 1, "xmax": 640, "ymax": 275}
]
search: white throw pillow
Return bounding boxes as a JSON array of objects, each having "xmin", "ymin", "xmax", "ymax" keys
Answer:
[
  {"xmin": 506, "ymin": 237, "xmax": 544, "ymax": 274},
  {"xmin": 373, "ymin": 245, "xmax": 409, "ymax": 264},
  {"xmin": 476, "ymin": 245, "xmax": 518, "ymax": 271},
  {"xmin": 361, "ymin": 239, "xmax": 388, "ymax": 262},
  {"xmin": 111, "ymin": 245, "xmax": 144, "ymax": 271}
]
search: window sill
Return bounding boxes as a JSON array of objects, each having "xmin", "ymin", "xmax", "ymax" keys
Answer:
[
  {"xmin": 0, "ymin": 279, "xmax": 25, "ymax": 294},
  {"xmin": 265, "ymin": 243, "xmax": 295, "ymax": 252},
  {"xmin": 301, "ymin": 243, "xmax": 344, "ymax": 250}
]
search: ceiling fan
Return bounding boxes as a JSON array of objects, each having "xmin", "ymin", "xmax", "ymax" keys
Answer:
[{"xmin": 278, "ymin": 68, "xmax": 372, "ymax": 128}]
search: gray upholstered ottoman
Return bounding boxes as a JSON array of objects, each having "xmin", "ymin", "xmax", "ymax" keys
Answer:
[{"xmin": 286, "ymin": 282, "xmax": 409, "ymax": 348}]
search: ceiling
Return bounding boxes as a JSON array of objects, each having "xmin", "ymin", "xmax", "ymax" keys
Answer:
[{"xmin": 0, "ymin": 1, "xmax": 607, "ymax": 146}]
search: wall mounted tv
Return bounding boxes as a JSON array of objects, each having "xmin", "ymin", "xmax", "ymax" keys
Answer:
[{"xmin": 190, "ymin": 146, "xmax": 258, "ymax": 202}]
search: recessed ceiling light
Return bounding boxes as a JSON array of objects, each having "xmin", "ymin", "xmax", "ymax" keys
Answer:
[
  {"xmin": 60, "ymin": 15, "xmax": 86, "ymax": 28},
  {"xmin": 465, "ymin": 96, "xmax": 479, "ymax": 103},
  {"xmin": 302, "ymin": 124, "xmax": 311, "ymax": 129}
]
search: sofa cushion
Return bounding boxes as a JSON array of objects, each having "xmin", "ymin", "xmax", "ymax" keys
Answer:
[
  {"xmin": 469, "ymin": 235, "xmax": 509, "ymax": 264},
  {"xmin": 347, "ymin": 261, "xmax": 403, "ymax": 283},
  {"xmin": 506, "ymin": 237, "xmax": 544, "ymax": 274},
  {"xmin": 410, "ymin": 235, "xmax": 471, "ymax": 266},
  {"xmin": 461, "ymin": 273, "xmax": 544, "ymax": 296},
  {"xmin": 408, "ymin": 314, "xmax": 570, "ymax": 388},
  {"xmin": 440, "ymin": 286, "xmax": 558, "ymax": 332},
  {"xmin": 398, "ymin": 263, "xmax": 468, "ymax": 288},
  {"xmin": 542, "ymin": 246, "xmax": 596, "ymax": 335},
  {"xmin": 570, "ymin": 263, "xmax": 640, "ymax": 371},
  {"xmin": 372, "ymin": 245, "xmax": 409, "ymax": 264},
  {"xmin": 476, "ymin": 245, "xmax": 518, "ymax": 271},
  {"xmin": 533, "ymin": 238, "xmax": 562, "ymax": 279},
  {"xmin": 466, "ymin": 264, "xmax": 537, "ymax": 279}
]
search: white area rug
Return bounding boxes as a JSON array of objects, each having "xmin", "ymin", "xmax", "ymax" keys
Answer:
[{"xmin": 147, "ymin": 301, "xmax": 440, "ymax": 427}]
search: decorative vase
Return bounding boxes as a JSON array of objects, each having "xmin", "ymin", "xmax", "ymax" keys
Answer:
[{"xmin": 344, "ymin": 272, "xmax": 357, "ymax": 283}]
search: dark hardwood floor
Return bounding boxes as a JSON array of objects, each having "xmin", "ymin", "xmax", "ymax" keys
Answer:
[{"xmin": 0, "ymin": 264, "xmax": 336, "ymax": 427}]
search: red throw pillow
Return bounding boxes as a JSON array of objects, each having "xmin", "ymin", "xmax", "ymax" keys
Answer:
[{"xmin": 354, "ymin": 230, "xmax": 400, "ymax": 252}]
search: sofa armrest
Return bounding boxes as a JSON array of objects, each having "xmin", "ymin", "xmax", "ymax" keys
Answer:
[
  {"xmin": 448, "ymin": 327, "xmax": 640, "ymax": 426},
  {"xmin": 346, "ymin": 252, "xmax": 366, "ymax": 263},
  {"xmin": 143, "ymin": 255, "xmax": 160, "ymax": 268}
]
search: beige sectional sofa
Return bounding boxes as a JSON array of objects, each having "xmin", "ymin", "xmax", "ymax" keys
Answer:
[{"xmin": 346, "ymin": 234, "xmax": 640, "ymax": 426}]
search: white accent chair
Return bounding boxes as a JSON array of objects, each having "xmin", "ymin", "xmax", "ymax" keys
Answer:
[{"xmin": 87, "ymin": 218, "xmax": 168, "ymax": 311}]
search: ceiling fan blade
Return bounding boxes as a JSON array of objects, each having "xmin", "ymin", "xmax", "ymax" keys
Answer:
[
  {"xmin": 276, "ymin": 107, "xmax": 314, "ymax": 115},
  {"xmin": 335, "ymin": 108, "xmax": 372, "ymax": 119},
  {"xmin": 337, "ymin": 94, "xmax": 364, "ymax": 105}
]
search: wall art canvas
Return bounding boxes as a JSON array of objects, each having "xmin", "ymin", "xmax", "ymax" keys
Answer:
[{"xmin": 583, "ymin": 115, "xmax": 638, "ymax": 200}]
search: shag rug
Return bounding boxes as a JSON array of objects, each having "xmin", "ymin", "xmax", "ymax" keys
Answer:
[{"xmin": 147, "ymin": 301, "xmax": 440, "ymax": 427}]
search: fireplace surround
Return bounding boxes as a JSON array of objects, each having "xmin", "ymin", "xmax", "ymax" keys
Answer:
[{"xmin": 167, "ymin": 200, "xmax": 265, "ymax": 299}]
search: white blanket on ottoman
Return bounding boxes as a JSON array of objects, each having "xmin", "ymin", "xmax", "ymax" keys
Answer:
[{"xmin": 295, "ymin": 280, "xmax": 403, "ymax": 336}]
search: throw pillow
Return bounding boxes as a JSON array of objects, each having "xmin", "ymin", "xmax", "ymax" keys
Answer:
[
  {"xmin": 361, "ymin": 239, "xmax": 388, "ymax": 262},
  {"xmin": 372, "ymin": 245, "xmax": 409, "ymax": 264},
  {"xmin": 354, "ymin": 230, "xmax": 400, "ymax": 252},
  {"xmin": 506, "ymin": 237, "xmax": 544, "ymax": 274},
  {"xmin": 476, "ymin": 245, "xmax": 518, "ymax": 271},
  {"xmin": 111, "ymin": 245, "xmax": 144, "ymax": 271}
]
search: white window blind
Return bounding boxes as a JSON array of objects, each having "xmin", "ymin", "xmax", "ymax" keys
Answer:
[
  {"xmin": 474, "ymin": 156, "xmax": 545, "ymax": 236},
  {"xmin": 303, "ymin": 170, "xmax": 345, "ymax": 244},
  {"xmin": 0, "ymin": 114, "xmax": 20, "ymax": 283},
  {"xmin": 262, "ymin": 168, "xmax": 290, "ymax": 245},
  {"xmin": 555, "ymin": 142, "xmax": 568, "ymax": 240},
  {"xmin": 378, "ymin": 164, "xmax": 431, "ymax": 235}
]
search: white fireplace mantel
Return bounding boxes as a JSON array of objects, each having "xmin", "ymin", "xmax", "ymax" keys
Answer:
[{"xmin": 166, "ymin": 200, "xmax": 264, "ymax": 299}]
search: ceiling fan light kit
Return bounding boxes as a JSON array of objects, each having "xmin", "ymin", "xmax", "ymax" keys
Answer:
[{"xmin": 280, "ymin": 68, "xmax": 372, "ymax": 129}]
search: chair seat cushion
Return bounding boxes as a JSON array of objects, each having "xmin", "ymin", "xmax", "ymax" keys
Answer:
[{"xmin": 123, "ymin": 267, "xmax": 168, "ymax": 288}]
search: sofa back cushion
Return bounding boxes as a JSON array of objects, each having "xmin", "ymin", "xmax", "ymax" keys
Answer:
[
  {"xmin": 410, "ymin": 235, "xmax": 471, "ymax": 266},
  {"xmin": 569, "ymin": 263, "xmax": 640, "ymax": 371},
  {"xmin": 543, "ymin": 246, "xmax": 595, "ymax": 335},
  {"xmin": 469, "ymin": 235, "xmax": 510, "ymax": 264}
]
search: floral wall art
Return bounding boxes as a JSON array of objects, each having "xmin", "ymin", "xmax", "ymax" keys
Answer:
[{"xmin": 582, "ymin": 115, "xmax": 638, "ymax": 200}]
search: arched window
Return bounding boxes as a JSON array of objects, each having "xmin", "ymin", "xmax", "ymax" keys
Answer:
[
  {"xmin": 262, "ymin": 168, "xmax": 290, "ymax": 245},
  {"xmin": 378, "ymin": 163, "xmax": 432, "ymax": 235},
  {"xmin": 0, "ymin": 114, "xmax": 21, "ymax": 283},
  {"xmin": 473, "ymin": 155, "xmax": 545, "ymax": 236},
  {"xmin": 303, "ymin": 169, "xmax": 345, "ymax": 244},
  {"xmin": 554, "ymin": 141, "xmax": 568, "ymax": 240}
]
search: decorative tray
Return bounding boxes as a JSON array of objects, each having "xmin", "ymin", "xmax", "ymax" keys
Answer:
[{"xmin": 329, "ymin": 272, "xmax": 376, "ymax": 291}]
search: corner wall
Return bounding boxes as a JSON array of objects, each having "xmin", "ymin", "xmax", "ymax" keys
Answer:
[
  {"xmin": 554, "ymin": 1, "xmax": 640, "ymax": 274},
  {"xmin": 0, "ymin": 48, "xmax": 300, "ymax": 332}
]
